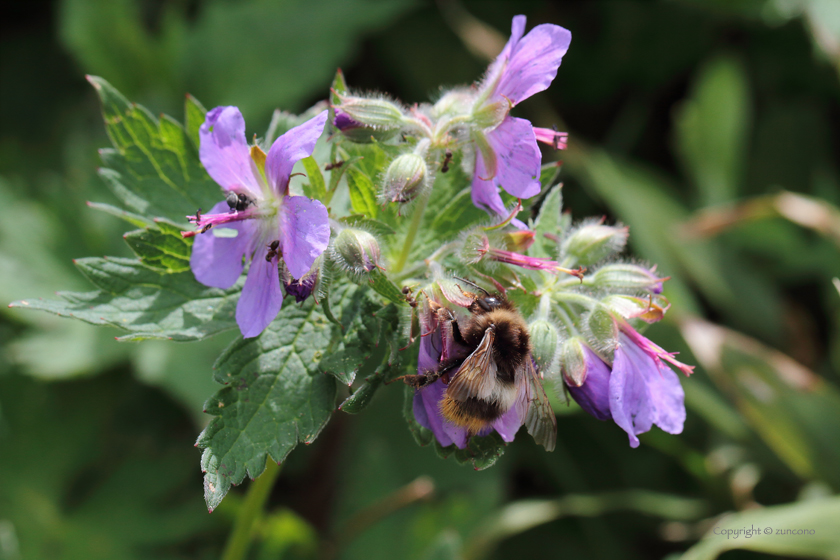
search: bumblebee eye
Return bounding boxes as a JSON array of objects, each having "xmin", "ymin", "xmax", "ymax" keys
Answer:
[{"xmin": 484, "ymin": 297, "xmax": 500, "ymax": 309}]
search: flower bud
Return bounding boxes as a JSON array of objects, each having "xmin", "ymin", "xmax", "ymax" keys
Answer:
[
  {"xmin": 561, "ymin": 222, "xmax": 629, "ymax": 267},
  {"xmin": 382, "ymin": 153, "xmax": 428, "ymax": 203},
  {"xmin": 586, "ymin": 304, "xmax": 618, "ymax": 353},
  {"xmin": 600, "ymin": 294, "xmax": 670, "ymax": 324},
  {"xmin": 591, "ymin": 263, "xmax": 665, "ymax": 293},
  {"xmin": 501, "ymin": 230, "xmax": 535, "ymax": 252},
  {"xmin": 459, "ymin": 228, "xmax": 490, "ymax": 265},
  {"xmin": 334, "ymin": 94, "xmax": 405, "ymax": 129},
  {"xmin": 432, "ymin": 88, "xmax": 472, "ymax": 118},
  {"xmin": 560, "ymin": 337, "xmax": 589, "ymax": 387},
  {"xmin": 331, "ymin": 228, "xmax": 382, "ymax": 277},
  {"xmin": 333, "ymin": 110, "xmax": 399, "ymax": 143},
  {"xmin": 530, "ymin": 319, "xmax": 561, "ymax": 378}
]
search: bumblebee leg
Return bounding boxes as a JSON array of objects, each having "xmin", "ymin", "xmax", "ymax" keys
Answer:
[{"xmin": 450, "ymin": 319, "xmax": 467, "ymax": 346}]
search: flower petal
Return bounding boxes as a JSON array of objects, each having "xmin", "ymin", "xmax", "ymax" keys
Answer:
[
  {"xmin": 484, "ymin": 15, "xmax": 527, "ymax": 90},
  {"xmin": 609, "ymin": 337, "xmax": 656, "ymax": 448},
  {"xmin": 471, "ymin": 153, "xmax": 528, "ymax": 230},
  {"xmin": 496, "ymin": 23, "xmax": 572, "ymax": 105},
  {"xmin": 199, "ymin": 107, "xmax": 260, "ymax": 196},
  {"xmin": 190, "ymin": 201, "xmax": 256, "ymax": 289},
  {"xmin": 236, "ymin": 242, "xmax": 283, "ymax": 338},
  {"xmin": 416, "ymin": 380, "xmax": 469, "ymax": 449},
  {"xmin": 265, "ymin": 111, "xmax": 328, "ymax": 195},
  {"xmin": 567, "ymin": 347, "xmax": 613, "ymax": 421},
  {"xmin": 279, "ymin": 195, "xmax": 330, "ymax": 279},
  {"xmin": 492, "ymin": 382, "xmax": 526, "ymax": 442},
  {"xmin": 486, "ymin": 116, "xmax": 541, "ymax": 199},
  {"xmin": 646, "ymin": 363, "xmax": 686, "ymax": 435}
]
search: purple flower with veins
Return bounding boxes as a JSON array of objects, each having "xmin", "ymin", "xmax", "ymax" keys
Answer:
[
  {"xmin": 412, "ymin": 297, "xmax": 527, "ymax": 448},
  {"xmin": 470, "ymin": 15, "xmax": 571, "ymax": 227},
  {"xmin": 566, "ymin": 324, "xmax": 693, "ymax": 448},
  {"xmin": 184, "ymin": 107, "xmax": 330, "ymax": 338}
]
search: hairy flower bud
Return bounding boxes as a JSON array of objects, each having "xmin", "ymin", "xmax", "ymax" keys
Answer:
[
  {"xmin": 530, "ymin": 318, "xmax": 561, "ymax": 378},
  {"xmin": 590, "ymin": 263, "xmax": 665, "ymax": 293},
  {"xmin": 333, "ymin": 110, "xmax": 400, "ymax": 143},
  {"xmin": 560, "ymin": 337, "xmax": 589, "ymax": 387},
  {"xmin": 460, "ymin": 228, "xmax": 491, "ymax": 265},
  {"xmin": 331, "ymin": 228, "xmax": 382, "ymax": 277},
  {"xmin": 561, "ymin": 221, "xmax": 629, "ymax": 267},
  {"xmin": 586, "ymin": 304, "xmax": 618, "ymax": 353},
  {"xmin": 382, "ymin": 153, "xmax": 428, "ymax": 203},
  {"xmin": 334, "ymin": 94, "xmax": 405, "ymax": 129}
]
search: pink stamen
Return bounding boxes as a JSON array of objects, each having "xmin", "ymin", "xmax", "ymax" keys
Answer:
[
  {"xmin": 182, "ymin": 207, "xmax": 262, "ymax": 238},
  {"xmin": 534, "ymin": 127, "xmax": 568, "ymax": 150}
]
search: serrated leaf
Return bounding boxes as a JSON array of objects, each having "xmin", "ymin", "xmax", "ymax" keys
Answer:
[
  {"xmin": 86, "ymin": 201, "xmax": 155, "ymax": 228},
  {"xmin": 196, "ymin": 297, "xmax": 339, "ymax": 511},
  {"xmin": 123, "ymin": 224, "xmax": 192, "ymax": 273},
  {"xmin": 346, "ymin": 167, "xmax": 379, "ymax": 218},
  {"xmin": 88, "ymin": 76, "xmax": 220, "ymax": 222},
  {"xmin": 300, "ymin": 156, "xmax": 327, "ymax": 202},
  {"xmin": 10, "ymin": 257, "xmax": 239, "ymax": 341},
  {"xmin": 531, "ymin": 183, "xmax": 564, "ymax": 259},
  {"xmin": 340, "ymin": 214, "xmax": 396, "ymax": 237},
  {"xmin": 338, "ymin": 374, "xmax": 385, "ymax": 414},
  {"xmin": 184, "ymin": 94, "xmax": 207, "ymax": 152}
]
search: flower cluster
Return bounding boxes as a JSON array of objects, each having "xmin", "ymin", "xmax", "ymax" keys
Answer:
[
  {"xmin": 332, "ymin": 16, "xmax": 571, "ymax": 226},
  {"xmin": 185, "ymin": 14, "xmax": 693, "ymax": 454}
]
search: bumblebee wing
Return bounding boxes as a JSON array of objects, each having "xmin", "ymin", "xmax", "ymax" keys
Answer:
[
  {"xmin": 446, "ymin": 327, "xmax": 496, "ymax": 402},
  {"xmin": 523, "ymin": 357, "xmax": 557, "ymax": 451}
]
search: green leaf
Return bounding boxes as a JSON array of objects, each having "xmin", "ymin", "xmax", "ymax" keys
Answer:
[
  {"xmin": 86, "ymin": 201, "xmax": 154, "ymax": 228},
  {"xmin": 346, "ymin": 167, "xmax": 379, "ymax": 218},
  {"xmin": 531, "ymin": 183, "xmax": 565, "ymax": 259},
  {"xmin": 437, "ymin": 432, "xmax": 507, "ymax": 470},
  {"xmin": 88, "ymin": 76, "xmax": 220, "ymax": 223},
  {"xmin": 340, "ymin": 214, "xmax": 396, "ymax": 237},
  {"xmin": 9, "ymin": 257, "xmax": 240, "ymax": 341},
  {"xmin": 679, "ymin": 496, "xmax": 840, "ymax": 560},
  {"xmin": 196, "ymin": 297, "xmax": 340, "ymax": 511},
  {"xmin": 674, "ymin": 55, "xmax": 750, "ymax": 205},
  {"xmin": 184, "ymin": 93, "xmax": 207, "ymax": 151},
  {"xmin": 363, "ymin": 269, "xmax": 407, "ymax": 305},
  {"xmin": 300, "ymin": 156, "xmax": 327, "ymax": 202},
  {"xmin": 123, "ymin": 221, "xmax": 192, "ymax": 273}
]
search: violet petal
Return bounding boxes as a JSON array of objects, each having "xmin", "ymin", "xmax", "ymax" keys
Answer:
[
  {"xmin": 278, "ymin": 195, "xmax": 330, "ymax": 279},
  {"xmin": 199, "ymin": 106, "xmax": 261, "ymax": 196},
  {"xmin": 567, "ymin": 347, "xmax": 613, "ymax": 421},
  {"xmin": 236, "ymin": 242, "xmax": 283, "ymax": 338},
  {"xmin": 265, "ymin": 111, "xmax": 328, "ymax": 195},
  {"xmin": 190, "ymin": 201, "xmax": 256, "ymax": 289},
  {"xmin": 495, "ymin": 23, "xmax": 572, "ymax": 105},
  {"xmin": 471, "ymin": 152, "xmax": 528, "ymax": 230},
  {"xmin": 609, "ymin": 337, "xmax": 657, "ymax": 448},
  {"xmin": 417, "ymin": 379, "xmax": 469, "ymax": 449},
  {"xmin": 486, "ymin": 116, "xmax": 541, "ymax": 199}
]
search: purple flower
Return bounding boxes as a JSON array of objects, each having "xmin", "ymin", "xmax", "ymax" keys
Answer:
[
  {"xmin": 566, "ymin": 325, "xmax": 693, "ymax": 448},
  {"xmin": 470, "ymin": 16, "xmax": 571, "ymax": 226},
  {"xmin": 185, "ymin": 107, "xmax": 330, "ymax": 338},
  {"xmin": 411, "ymin": 298, "xmax": 527, "ymax": 448}
]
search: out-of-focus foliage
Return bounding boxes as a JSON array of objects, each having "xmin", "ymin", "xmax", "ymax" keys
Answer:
[{"xmin": 2, "ymin": 1, "xmax": 840, "ymax": 560}]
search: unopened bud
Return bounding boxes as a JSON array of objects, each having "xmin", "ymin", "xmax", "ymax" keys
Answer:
[
  {"xmin": 591, "ymin": 263, "xmax": 665, "ymax": 293},
  {"xmin": 502, "ymin": 230, "xmax": 535, "ymax": 252},
  {"xmin": 530, "ymin": 319, "xmax": 561, "ymax": 378},
  {"xmin": 432, "ymin": 89, "xmax": 472, "ymax": 118},
  {"xmin": 600, "ymin": 294, "xmax": 670, "ymax": 324},
  {"xmin": 586, "ymin": 304, "xmax": 618, "ymax": 353},
  {"xmin": 560, "ymin": 337, "xmax": 589, "ymax": 387},
  {"xmin": 331, "ymin": 228, "xmax": 382, "ymax": 277},
  {"xmin": 561, "ymin": 222, "xmax": 629, "ymax": 267},
  {"xmin": 333, "ymin": 110, "xmax": 399, "ymax": 143},
  {"xmin": 382, "ymin": 153, "xmax": 428, "ymax": 203},
  {"xmin": 334, "ymin": 94, "xmax": 405, "ymax": 129},
  {"xmin": 460, "ymin": 228, "xmax": 490, "ymax": 265}
]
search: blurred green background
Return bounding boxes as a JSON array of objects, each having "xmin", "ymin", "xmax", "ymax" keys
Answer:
[{"xmin": 2, "ymin": 0, "xmax": 840, "ymax": 559}]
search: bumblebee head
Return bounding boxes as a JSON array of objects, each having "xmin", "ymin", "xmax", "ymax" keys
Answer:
[{"xmin": 474, "ymin": 295, "xmax": 503, "ymax": 312}]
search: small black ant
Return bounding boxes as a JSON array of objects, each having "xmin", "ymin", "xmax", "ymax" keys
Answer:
[
  {"xmin": 441, "ymin": 149, "xmax": 453, "ymax": 173},
  {"xmin": 324, "ymin": 160, "xmax": 345, "ymax": 171},
  {"xmin": 265, "ymin": 240, "xmax": 281, "ymax": 262}
]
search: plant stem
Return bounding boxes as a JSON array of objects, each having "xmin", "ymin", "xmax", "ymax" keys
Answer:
[
  {"xmin": 221, "ymin": 459, "xmax": 282, "ymax": 560},
  {"xmin": 393, "ymin": 187, "xmax": 431, "ymax": 273}
]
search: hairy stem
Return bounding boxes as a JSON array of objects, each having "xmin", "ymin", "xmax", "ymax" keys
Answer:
[
  {"xmin": 393, "ymin": 187, "xmax": 432, "ymax": 273},
  {"xmin": 221, "ymin": 459, "xmax": 282, "ymax": 560}
]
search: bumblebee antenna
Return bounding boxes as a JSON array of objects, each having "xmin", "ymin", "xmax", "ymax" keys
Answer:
[{"xmin": 453, "ymin": 276, "xmax": 490, "ymax": 296}]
